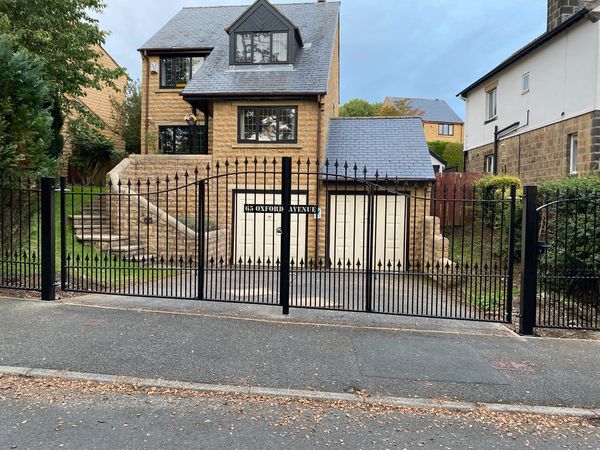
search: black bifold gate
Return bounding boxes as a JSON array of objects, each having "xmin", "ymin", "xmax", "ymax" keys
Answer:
[{"xmin": 46, "ymin": 157, "xmax": 516, "ymax": 324}]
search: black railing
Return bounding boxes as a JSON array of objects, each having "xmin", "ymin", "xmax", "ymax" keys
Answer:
[
  {"xmin": 0, "ymin": 178, "xmax": 44, "ymax": 293},
  {"xmin": 1, "ymin": 159, "xmax": 598, "ymax": 333}
]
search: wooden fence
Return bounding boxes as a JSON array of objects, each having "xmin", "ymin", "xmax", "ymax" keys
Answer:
[{"xmin": 431, "ymin": 172, "xmax": 482, "ymax": 227}]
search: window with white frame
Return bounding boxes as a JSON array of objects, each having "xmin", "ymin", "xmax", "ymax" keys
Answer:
[
  {"xmin": 438, "ymin": 124, "xmax": 454, "ymax": 136},
  {"xmin": 568, "ymin": 133, "xmax": 578, "ymax": 175},
  {"xmin": 522, "ymin": 73, "xmax": 530, "ymax": 94},
  {"xmin": 484, "ymin": 154, "xmax": 495, "ymax": 173},
  {"xmin": 486, "ymin": 87, "xmax": 497, "ymax": 121}
]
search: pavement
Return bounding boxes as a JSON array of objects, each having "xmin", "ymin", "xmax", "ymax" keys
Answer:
[
  {"xmin": 0, "ymin": 294, "xmax": 599, "ymax": 411},
  {"xmin": 1, "ymin": 374, "xmax": 598, "ymax": 449}
]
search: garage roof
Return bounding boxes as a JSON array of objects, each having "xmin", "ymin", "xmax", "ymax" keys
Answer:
[{"xmin": 325, "ymin": 117, "xmax": 435, "ymax": 181}]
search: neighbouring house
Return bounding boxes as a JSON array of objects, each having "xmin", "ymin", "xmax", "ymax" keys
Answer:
[
  {"xmin": 429, "ymin": 149, "xmax": 447, "ymax": 173},
  {"xmin": 459, "ymin": 0, "xmax": 600, "ymax": 183},
  {"xmin": 383, "ymin": 97, "xmax": 464, "ymax": 144},
  {"xmin": 65, "ymin": 45, "xmax": 128, "ymax": 152},
  {"xmin": 101, "ymin": 0, "xmax": 448, "ymax": 270}
]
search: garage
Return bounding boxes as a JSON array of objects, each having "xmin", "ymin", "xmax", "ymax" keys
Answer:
[
  {"xmin": 234, "ymin": 191, "xmax": 307, "ymax": 264},
  {"xmin": 328, "ymin": 193, "xmax": 407, "ymax": 268}
]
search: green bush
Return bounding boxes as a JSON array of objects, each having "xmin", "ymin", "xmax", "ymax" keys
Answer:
[
  {"xmin": 428, "ymin": 141, "xmax": 464, "ymax": 171},
  {"xmin": 537, "ymin": 175, "xmax": 600, "ymax": 303},
  {"xmin": 68, "ymin": 121, "xmax": 126, "ymax": 184}
]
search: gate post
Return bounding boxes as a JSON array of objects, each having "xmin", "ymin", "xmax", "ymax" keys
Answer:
[
  {"xmin": 280, "ymin": 156, "xmax": 292, "ymax": 315},
  {"xmin": 40, "ymin": 177, "xmax": 56, "ymax": 301},
  {"xmin": 59, "ymin": 177, "xmax": 67, "ymax": 291},
  {"xmin": 506, "ymin": 184, "xmax": 517, "ymax": 323},
  {"xmin": 197, "ymin": 181, "xmax": 206, "ymax": 300},
  {"xmin": 519, "ymin": 184, "xmax": 538, "ymax": 335}
]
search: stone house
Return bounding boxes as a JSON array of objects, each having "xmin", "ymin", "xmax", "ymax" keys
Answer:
[
  {"xmin": 104, "ymin": 0, "xmax": 448, "ymax": 270},
  {"xmin": 383, "ymin": 97, "xmax": 464, "ymax": 144},
  {"xmin": 459, "ymin": 0, "xmax": 600, "ymax": 183},
  {"xmin": 65, "ymin": 45, "xmax": 128, "ymax": 152}
]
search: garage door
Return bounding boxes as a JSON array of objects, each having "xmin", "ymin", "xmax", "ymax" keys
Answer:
[
  {"xmin": 235, "ymin": 192, "xmax": 307, "ymax": 264},
  {"xmin": 329, "ymin": 194, "xmax": 406, "ymax": 268}
]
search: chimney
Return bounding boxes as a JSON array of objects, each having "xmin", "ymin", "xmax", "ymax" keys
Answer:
[{"xmin": 547, "ymin": 0, "xmax": 590, "ymax": 31}]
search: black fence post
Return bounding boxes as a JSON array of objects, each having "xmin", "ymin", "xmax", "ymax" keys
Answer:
[
  {"xmin": 40, "ymin": 177, "xmax": 56, "ymax": 301},
  {"xmin": 197, "ymin": 181, "xmax": 206, "ymax": 300},
  {"xmin": 519, "ymin": 184, "xmax": 538, "ymax": 335},
  {"xmin": 59, "ymin": 177, "xmax": 67, "ymax": 291},
  {"xmin": 506, "ymin": 184, "xmax": 517, "ymax": 323},
  {"xmin": 364, "ymin": 187, "xmax": 375, "ymax": 312},
  {"xmin": 280, "ymin": 156, "xmax": 292, "ymax": 315}
]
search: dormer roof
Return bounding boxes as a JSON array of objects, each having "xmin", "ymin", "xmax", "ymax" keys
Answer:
[{"xmin": 225, "ymin": 0, "xmax": 303, "ymax": 48}]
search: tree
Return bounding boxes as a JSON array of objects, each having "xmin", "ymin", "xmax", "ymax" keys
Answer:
[
  {"xmin": 111, "ymin": 80, "xmax": 142, "ymax": 154},
  {"xmin": 68, "ymin": 121, "xmax": 125, "ymax": 184},
  {"xmin": 0, "ymin": 0, "xmax": 126, "ymax": 152},
  {"xmin": 339, "ymin": 99, "xmax": 381, "ymax": 117},
  {"xmin": 0, "ymin": 37, "xmax": 55, "ymax": 180},
  {"xmin": 340, "ymin": 98, "xmax": 424, "ymax": 118},
  {"xmin": 379, "ymin": 98, "xmax": 424, "ymax": 117}
]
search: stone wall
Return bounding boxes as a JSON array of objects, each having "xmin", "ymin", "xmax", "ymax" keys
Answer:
[{"xmin": 466, "ymin": 112, "xmax": 600, "ymax": 183}]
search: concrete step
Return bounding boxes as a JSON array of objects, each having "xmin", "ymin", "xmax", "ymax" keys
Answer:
[
  {"xmin": 69, "ymin": 215, "xmax": 111, "ymax": 223},
  {"xmin": 75, "ymin": 234, "xmax": 128, "ymax": 243},
  {"xmin": 72, "ymin": 223, "xmax": 113, "ymax": 232}
]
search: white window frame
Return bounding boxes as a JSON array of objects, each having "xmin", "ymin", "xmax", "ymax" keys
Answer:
[
  {"xmin": 522, "ymin": 73, "xmax": 530, "ymax": 94},
  {"xmin": 486, "ymin": 88, "xmax": 497, "ymax": 121},
  {"xmin": 568, "ymin": 133, "xmax": 578, "ymax": 175},
  {"xmin": 438, "ymin": 123, "xmax": 454, "ymax": 136},
  {"xmin": 484, "ymin": 154, "xmax": 495, "ymax": 174}
]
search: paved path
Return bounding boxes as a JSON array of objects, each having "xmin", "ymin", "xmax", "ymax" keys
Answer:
[
  {"xmin": 1, "ymin": 375, "xmax": 598, "ymax": 449},
  {"xmin": 0, "ymin": 295, "xmax": 599, "ymax": 409}
]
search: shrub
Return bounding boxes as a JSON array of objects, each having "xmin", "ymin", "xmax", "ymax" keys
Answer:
[
  {"xmin": 68, "ymin": 121, "xmax": 126, "ymax": 184},
  {"xmin": 537, "ymin": 175, "xmax": 600, "ymax": 303},
  {"xmin": 428, "ymin": 141, "xmax": 464, "ymax": 171}
]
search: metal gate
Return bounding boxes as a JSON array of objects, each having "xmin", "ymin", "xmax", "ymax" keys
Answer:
[
  {"xmin": 520, "ymin": 185, "xmax": 599, "ymax": 331},
  {"xmin": 57, "ymin": 157, "xmax": 517, "ymax": 322}
]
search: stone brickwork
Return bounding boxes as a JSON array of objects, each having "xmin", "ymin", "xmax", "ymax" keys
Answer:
[
  {"xmin": 548, "ymin": 0, "xmax": 587, "ymax": 31},
  {"xmin": 466, "ymin": 112, "xmax": 600, "ymax": 183},
  {"xmin": 140, "ymin": 55, "xmax": 200, "ymax": 154}
]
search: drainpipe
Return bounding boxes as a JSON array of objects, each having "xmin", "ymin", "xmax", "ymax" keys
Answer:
[{"xmin": 143, "ymin": 50, "xmax": 150, "ymax": 154}]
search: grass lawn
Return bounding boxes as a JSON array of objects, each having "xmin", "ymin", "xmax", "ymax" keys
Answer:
[{"xmin": 25, "ymin": 188, "xmax": 176, "ymax": 290}]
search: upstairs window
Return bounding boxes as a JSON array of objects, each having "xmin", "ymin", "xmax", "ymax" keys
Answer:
[
  {"xmin": 234, "ymin": 32, "xmax": 289, "ymax": 64},
  {"xmin": 238, "ymin": 107, "xmax": 297, "ymax": 143},
  {"xmin": 522, "ymin": 73, "xmax": 530, "ymax": 94},
  {"xmin": 486, "ymin": 87, "xmax": 497, "ymax": 121},
  {"xmin": 160, "ymin": 56, "xmax": 205, "ymax": 89},
  {"xmin": 438, "ymin": 124, "xmax": 454, "ymax": 136}
]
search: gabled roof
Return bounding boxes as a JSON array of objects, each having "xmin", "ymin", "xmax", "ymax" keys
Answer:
[
  {"xmin": 325, "ymin": 117, "xmax": 435, "ymax": 181},
  {"xmin": 429, "ymin": 149, "xmax": 447, "ymax": 166},
  {"xmin": 458, "ymin": 0, "xmax": 600, "ymax": 97},
  {"xmin": 225, "ymin": 0, "xmax": 303, "ymax": 47},
  {"xmin": 139, "ymin": 2, "xmax": 340, "ymax": 97},
  {"xmin": 385, "ymin": 97, "xmax": 463, "ymax": 124}
]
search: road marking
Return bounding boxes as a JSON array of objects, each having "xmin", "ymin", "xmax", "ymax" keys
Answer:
[{"xmin": 0, "ymin": 365, "xmax": 597, "ymax": 418}]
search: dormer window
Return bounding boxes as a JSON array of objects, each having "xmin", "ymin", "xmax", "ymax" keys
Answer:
[
  {"xmin": 234, "ymin": 31, "xmax": 289, "ymax": 64},
  {"xmin": 227, "ymin": 0, "xmax": 302, "ymax": 66}
]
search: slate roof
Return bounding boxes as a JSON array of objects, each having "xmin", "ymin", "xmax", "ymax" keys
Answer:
[
  {"xmin": 325, "ymin": 118, "xmax": 435, "ymax": 181},
  {"xmin": 385, "ymin": 97, "xmax": 463, "ymax": 124},
  {"xmin": 139, "ymin": 2, "xmax": 340, "ymax": 97}
]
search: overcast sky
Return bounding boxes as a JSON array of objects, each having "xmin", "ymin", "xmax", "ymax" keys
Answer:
[{"xmin": 97, "ymin": 0, "xmax": 547, "ymax": 118}]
